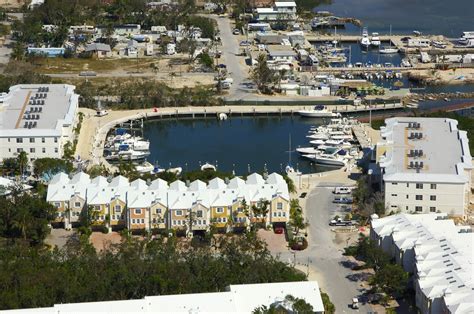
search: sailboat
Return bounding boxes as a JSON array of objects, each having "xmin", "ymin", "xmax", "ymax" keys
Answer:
[
  {"xmin": 285, "ymin": 134, "xmax": 296, "ymax": 174},
  {"xmin": 379, "ymin": 25, "xmax": 398, "ymax": 54}
]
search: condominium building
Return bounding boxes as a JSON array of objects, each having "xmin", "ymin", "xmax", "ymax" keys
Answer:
[
  {"xmin": 256, "ymin": 1, "xmax": 297, "ymax": 22},
  {"xmin": 46, "ymin": 172, "xmax": 290, "ymax": 231},
  {"xmin": 0, "ymin": 84, "xmax": 79, "ymax": 161},
  {"xmin": 370, "ymin": 214, "xmax": 473, "ymax": 314},
  {"xmin": 375, "ymin": 117, "xmax": 472, "ymax": 217},
  {"xmin": 2, "ymin": 281, "xmax": 325, "ymax": 313}
]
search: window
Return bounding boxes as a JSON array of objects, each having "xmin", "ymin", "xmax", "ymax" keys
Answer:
[
  {"xmin": 16, "ymin": 138, "xmax": 23, "ymax": 143},
  {"xmin": 42, "ymin": 148, "xmax": 46, "ymax": 153},
  {"xmin": 406, "ymin": 195, "xmax": 409, "ymax": 199},
  {"xmin": 222, "ymin": 217, "xmax": 227, "ymax": 223},
  {"xmin": 176, "ymin": 210, "xmax": 183, "ymax": 216},
  {"xmin": 112, "ymin": 215, "xmax": 116, "ymax": 220},
  {"xmin": 152, "ymin": 218, "xmax": 156, "ymax": 224},
  {"xmin": 278, "ymin": 212, "xmax": 282, "ymax": 217},
  {"xmin": 416, "ymin": 195, "xmax": 423, "ymax": 200},
  {"xmin": 391, "ymin": 182, "xmax": 398, "ymax": 185},
  {"xmin": 156, "ymin": 208, "xmax": 161, "ymax": 214},
  {"xmin": 30, "ymin": 148, "xmax": 35, "ymax": 153},
  {"xmin": 141, "ymin": 219, "xmax": 144, "ymax": 224},
  {"xmin": 132, "ymin": 219, "xmax": 136, "ymax": 224},
  {"xmin": 29, "ymin": 138, "xmax": 35, "ymax": 143},
  {"xmin": 430, "ymin": 195, "xmax": 436, "ymax": 201},
  {"xmin": 406, "ymin": 183, "xmax": 409, "ymax": 188},
  {"xmin": 430, "ymin": 184, "xmax": 437, "ymax": 190},
  {"xmin": 217, "ymin": 207, "xmax": 224, "ymax": 213},
  {"xmin": 54, "ymin": 148, "xmax": 58, "ymax": 153},
  {"xmin": 74, "ymin": 202, "xmax": 81, "ymax": 208},
  {"xmin": 391, "ymin": 194, "xmax": 397, "ymax": 197},
  {"xmin": 135, "ymin": 208, "xmax": 142, "ymax": 215},
  {"xmin": 430, "ymin": 207, "xmax": 436, "ymax": 212},
  {"xmin": 196, "ymin": 210, "xmax": 203, "ymax": 218},
  {"xmin": 173, "ymin": 220, "xmax": 176, "ymax": 226},
  {"xmin": 277, "ymin": 202, "xmax": 283, "ymax": 210},
  {"xmin": 17, "ymin": 148, "xmax": 23, "ymax": 153},
  {"xmin": 54, "ymin": 202, "xmax": 61, "ymax": 208},
  {"xmin": 416, "ymin": 183, "xmax": 423, "ymax": 189},
  {"xmin": 217, "ymin": 218, "xmax": 222, "ymax": 223},
  {"xmin": 115, "ymin": 205, "xmax": 121, "ymax": 212},
  {"xmin": 273, "ymin": 212, "xmax": 277, "ymax": 217},
  {"xmin": 121, "ymin": 215, "xmax": 124, "ymax": 220},
  {"xmin": 415, "ymin": 206, "xmax": 423, "ymax": 212},
  {"xmin": 42, "ymin": 138, "xmax": 45, "ymax": 143},
  {"xmin": 54, "ymin": 137, "xmax": 58, "ymax": 143}
]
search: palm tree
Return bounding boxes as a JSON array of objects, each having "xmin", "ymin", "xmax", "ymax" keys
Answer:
[
  {"xmin": 12, "ymin": 206, "xmax": 31, "ymax": 240},
  {"xmin": 17, "ymin": 151, "xmax": 28, "ymax": 177}
]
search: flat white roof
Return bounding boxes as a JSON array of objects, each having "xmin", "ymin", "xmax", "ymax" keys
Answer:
[
  {"xmin": 2, "ymin": 281, "xmax": 324, "ymax": 313},
  {"xmin": 274, "ymin": 1, "xmax": 297, "ymax": 7},
  {"xmin": 0, "ymin": 84, "xmax": 79, "ymax": 137},
  {"xmin": 378, "ymin": 117, "xmax": 472, "ymax": 183}
]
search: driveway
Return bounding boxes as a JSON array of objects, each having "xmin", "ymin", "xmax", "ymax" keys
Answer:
[{"xmin": 275, "ymin": 184, "xmax": 372, "ymax": 313}]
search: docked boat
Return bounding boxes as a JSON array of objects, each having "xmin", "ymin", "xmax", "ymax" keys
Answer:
[
  {"xmin": 107, "ymin": 138, "xmax": 150, "ymax": 152},
  {"xmin": 379, "ymin": 47, "xmax": 398, "ymax": 54},
  {"xmin": 201, "ymin": 163, "xmax": 216, "ymax": 171},
  {"xmin": 136, "ymin": 161, "xmax": 154, "ymax": 173},
  {"xmin": 302, "ymin": 153, "xmax": 346, "ymax": 167},
  {"xmin": 360, "ymin": 28, "xmax": 371, "ymax": 48},
  {"xmin": 105, "ymin": 149, "xmax": 150, "ymax": 162},
  {"xmin": 296, "ymin": 147, "xmax": 320, "ymax": 155},
  {"xmin": 370, "ymin": 33, "xmax": 381, "ymax": 47},
  {"xmin": 298, "ymin": 105, "xmax": 340, "ymax": 118}
]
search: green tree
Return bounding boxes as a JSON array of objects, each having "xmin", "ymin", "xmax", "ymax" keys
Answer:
[
  {"xmin": 369, "ymin": 263, "xmax": 409, "ymax": 297},
  {"xmin": 33, "ymin": 158, "xmax": 73, "ymax": 178},
  {"xmin": 320, "ymin": 290, "xmax": 335, "ymax": 314},
  {"xmin": 249, "ymin": 54, "xmax": 276, "ymax": 93},
  {"xmin": 198, "ymin": 52, "xmax": 214, "ymax": 69}
]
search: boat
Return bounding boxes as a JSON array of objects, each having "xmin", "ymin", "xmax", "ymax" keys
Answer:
[
  {"xmin": 303, "ymin": 153, "xmax": 346, "ymax": 167},
  {"xmin": 298, "ymin": 105, "xmax": 341, "ymax": 118},
  {"xmin": 296, "ymin": 147, "xmax": 320, "ymax": 155},
  {"xmin": 310, "ymin": 139, "xmax": 326, "ymax": 146},
  {"xmin": 370, "ymin": 32, "xmax": 381, "ymax": 47},
  {"xmin": 360, "ymin": 28, "xmax": 371, "ymax": 48},
  {"xmin": 431, "ymin": 41, "xmax": 447, "ymax": 49},
  {"xmin": 201, "ymin": 163, "xmax": 216, "ymax": 171},
  {"xmin": 379, "ymin": 47, "xmax": 398, "ymax": 54},
  {"xmin": 168, "ymin": 167, "xmax": 183, "ymax": 175},
  {"xmin": 105, "ymin": 149, "xmax": 150, "ymax": 162},
  {"xmin": 136, "ymin": 161, "xmax": 154, "ymax": 173}
]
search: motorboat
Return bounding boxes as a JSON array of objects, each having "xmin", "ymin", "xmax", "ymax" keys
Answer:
[
  {"xmin": 360, "ymin": 28, "xmax": 371, "ymax": 48},
  {"xmin": 105, "ymin": 149, "xmax": 150, "ymax": 161},
  {"xmin": 302, "ymin": 153, "xmax": 346, "ymax": 167},
  {"xmin": 107, "ymin": 138, "xmax": 150, "ymax": 152},
  {"xmin": 370, "ymin": 33, "xmax": 381, "ymax": 47},
  {"xmin": 296, "ymin": 147, "xmax": 320, "ymax": 155},
  {"xmin": 379, "ymin": 46, "xmax": 398, "ymax": 54},
  {"xmin": 201, "ymin": 162, "xmax": 216, "ymax": 171},
  {"xmin": 307, "ymin": 133, "xmax": 329, "ymax": 140},
  {"xmin": 310, "ymin": 139, "xmax": 327, "ymax": 146},
  {"xmin": 431, "ymin": 41, "xmax": 447, "ymax": 49},
  {"xmin": 298, "ymin": 105, "xmax": 341, "ymax": 118},
  {"xmin": 136, "ymin": 161, "xmax": 154, "ymax": 173}
]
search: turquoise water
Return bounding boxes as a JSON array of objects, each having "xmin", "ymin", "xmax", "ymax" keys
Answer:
[{"xmin": 315, "ymin": 0, "xmax": 474, "ymax": 37}]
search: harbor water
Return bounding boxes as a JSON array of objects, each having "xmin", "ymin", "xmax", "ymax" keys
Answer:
[
  {"xmin": 314, "ymin": 0, "xmax": 474, "ymax": 37},
  {"xmin": 143, "ymin": 116, "xmax": 345, "ymax": 175}
]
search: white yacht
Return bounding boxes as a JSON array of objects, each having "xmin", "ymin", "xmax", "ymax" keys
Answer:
[
  {"xmin": 302, "ymin": 153, "xmax": 346, "ymax": 167},
  {"xmin": 298, "ymin": 105, "xmax": 341, "ymax": 118},
  {"xmin": 105, "ymin": 149, "xmax": 150, "ymax": 161},
  {"xmin": 296, "ymin": 147, "xmax": 320, "ymax": 155},
  {"xmin": 136, "ymin": 161, "xmax": 154, "ymax": 173},
  {"xmin": 379, "ymin": 46, "xmax": 398, "ymax": 54},
  {"xmin": 360, "ymin": 28, "xmax": 371, "ymax": 48},
  {"xmin": 370, "ymin": 32, "xmax": 381, "ymax": 47},
  {"xmin": 109, "ymin": 138, "xmax": 150, "ymax": 152},
  {"xmin": 201, "ymin": 163, "xmax": 216, "ymax": 171}
]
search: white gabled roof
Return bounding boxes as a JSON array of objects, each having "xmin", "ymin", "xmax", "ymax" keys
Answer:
[
  {"xmin": 208, "ymin": 177, "xmax": 226, "ymax": 189},
  {"xmin": 169, "ymin": 180, "xmax": 187, "ymax": 191},
  {"xmin": 130, "ymin": 178, "xmax": 147, "ymax": 190},
  {"xmin": 246, "ymin": 173, "xmax": 265, "ymax": 185},
  {"xmin": 109, "ymin": 175, "xmax": 129, "ymax": 188},
  {"xmin": 149, "ymin": 178, "xmax": 168, "ymax": 190},
  {"xmin": 91, "ymin": 175, "xmax": 108, "ymax": 187},
  {"xmin": 228, "ymin": 177, "xmax": 245, "ymax": 189},
  {"xmin": 188, "ymin": 179, "xmax": 207, "ymax": 191},
  {"xmin": 49, "ymin": 172, "xmax": 69, "ymax": 185},
  {"xmin": 69, "ymin": 172, "xmax": 90, "ymax": 185}
]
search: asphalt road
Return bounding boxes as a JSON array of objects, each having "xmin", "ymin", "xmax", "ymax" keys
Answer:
[{"xmin": 277, "ymin": 184, "xmax": 372, "ymax": 313}]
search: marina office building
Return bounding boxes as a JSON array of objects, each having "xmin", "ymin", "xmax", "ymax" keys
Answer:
[
  {"xmin": 46, "ymin": 172, "xmax": 290, "ymax": 231},
  {"xmin": 0, "ymin": 84, "xmax": 79, "ymax": 161},
  {"xmin": 375, "ymin": 117, "xmax": 472, "ymax": 218},
  {"xmin": 371, "ymin": 214, "xmax": 473, "ymax": 314}
]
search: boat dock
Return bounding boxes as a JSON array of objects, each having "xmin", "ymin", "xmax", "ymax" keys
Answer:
[{"xmin": 351, "ymin": 124, "xmax": 381, "ymax": 149}]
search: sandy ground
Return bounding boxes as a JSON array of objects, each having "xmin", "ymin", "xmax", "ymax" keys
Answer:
[
  {"xmin": 90, "ymin": 231, "xmax": 122, "ymax": 252},
  {"xmin": 412, "ymin": 67, "xmax": 474, "ymax": 84}
]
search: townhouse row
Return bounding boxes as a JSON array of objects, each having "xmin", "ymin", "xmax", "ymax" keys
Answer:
[
  {"xmin": 46, "ymin": 171, "xmax": 291, "ymax": 233},
  {"xmin": 370, "ymin": 214, "xmax": 473, "ymax": 314}
]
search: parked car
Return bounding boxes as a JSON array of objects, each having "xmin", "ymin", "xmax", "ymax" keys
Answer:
[
  {"xmin": 239, "ymin": 40, "xmax": 251, "ymax": 46},
  {"xmin": 299, "ymin": 192, "xmax": 307, "ymax": 198},
  {"xmin": 329, "ymin": 218, "xmax": 352, "ymax": 226},
  {"xmin": 333, "ymin": 186, "xmax": 353, "ymax": 194},
  {"xmin": 333, "ymin": 197, "xmax": 353, "ymax": 204},
  {"xmin": 274, "ymin": 227, "xmax": 285, "ymax": 234},
  {"xmin": 96, "ymin": 110, "xmax": 108, "ymax": 117},
  {"xmin": 233, "ymin": 28, "xmax": 240, "ymax": 35}
]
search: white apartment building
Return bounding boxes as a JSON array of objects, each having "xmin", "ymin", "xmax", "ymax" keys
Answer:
[
  {"xmin": 376, "ymin": 117, "xmax": 472, "ymax": 217},
  {"xmin": 371, "ymin": 214, "xmax": 474, "ymax": 314},
  {"xmin": 256, "ymin": 1, "xmax": 297, "ymax": 22},
  {"xmin": 0, "ymin": 84, "xmax": 79, "ymax": 162},
  {"xmin": 2, "ymin": 281, "xmax": 324, "ymax": 313}
]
